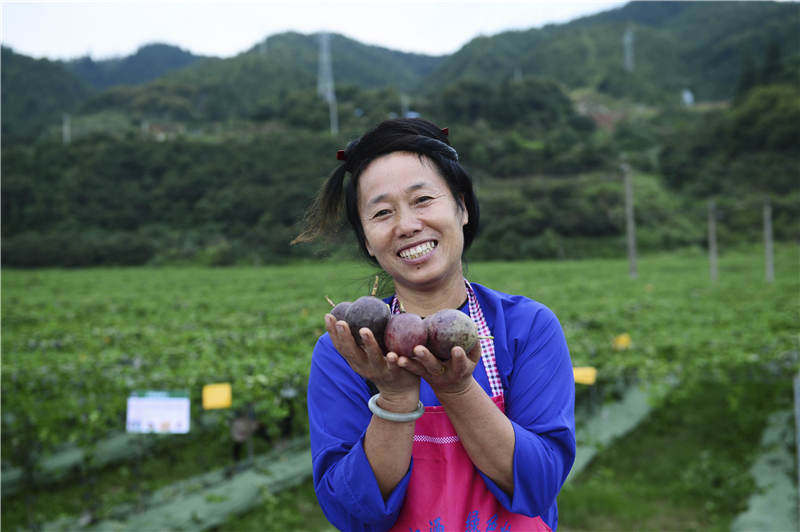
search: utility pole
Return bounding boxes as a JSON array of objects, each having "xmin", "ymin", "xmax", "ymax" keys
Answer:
[
  {"xmin": 764, "ymin": 197, "xmax": 775, "ymax": 283},
  {"xmin": 317, "ymin": 33, "xmax": 338, "ymax": 135},
  {"xmin": 622, "ymin": 161, "xmax": 637, "ymax": 279},
  {"xmin": 400, "ymin": 94, "xmax": 410, "ymax": 117},
  {"xmin": 62, "ymin": 113, "xmax": 71, "ymax": 144},
  {"xmin": 708, "ymin": 200, "xmax": 718, "ymax": 283}
]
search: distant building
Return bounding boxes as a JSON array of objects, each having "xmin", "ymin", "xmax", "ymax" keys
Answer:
[{"xmin": 143, "ymin": 122, "xmax": 185, "ymax": 141}]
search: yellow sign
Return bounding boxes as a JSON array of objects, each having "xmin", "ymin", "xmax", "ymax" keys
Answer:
[
  {"xmin": 202, "ymin": 383, "xmax": 232, "ymax": 410},
  {"xmin": 612, "ymin": 333, "xmax": 633, "ymax": 351},
  {"xmin": 573, "ymin": 367, "xmax": 597, "ymax": 385}
]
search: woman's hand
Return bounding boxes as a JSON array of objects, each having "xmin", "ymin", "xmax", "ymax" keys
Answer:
[
  {"xmin": 325, "ymin": 314, "xmax": 420, "ymax": 400},
  {"xmin": 395, "ymin": 341, "xmax": 482, "ymax": 396}
]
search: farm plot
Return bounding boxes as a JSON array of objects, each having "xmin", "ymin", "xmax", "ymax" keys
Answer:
[{"xmin": 2, "ymin": 244, "xmax": 797, "ymax": 529}]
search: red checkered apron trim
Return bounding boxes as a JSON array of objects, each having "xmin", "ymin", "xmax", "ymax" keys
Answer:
[
  {"xmin": 390, "ymin": 279, "xmax": 503, "ymax": 399},
  {"xmin": 413, "ymin": 434, "xmax": 461, "ymax": 444}
]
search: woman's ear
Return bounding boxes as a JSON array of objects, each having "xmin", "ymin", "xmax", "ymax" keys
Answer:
[{"xmin": 458, "ymin": 195, "xmax": 468, "ymax": 227}]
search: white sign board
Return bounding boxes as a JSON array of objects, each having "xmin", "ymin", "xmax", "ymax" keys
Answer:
[{"xmin": 126, "ymin": 391, "xmax": 190, "ymax": 434}]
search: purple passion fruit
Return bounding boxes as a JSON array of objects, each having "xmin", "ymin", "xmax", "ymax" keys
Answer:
[
  {"xmin": 425, "ymin": 309, "xmax": 478, "ymax": 360},
  {"xmin": 330, "ymin": 301, "xmax": 352, "ymax": 321},
  {"xmin": 344, "ymin": 296, "xmax": 390, "ymax": 347},
  {"xmin": 384, "ymin": 312, "xmax": 427, "ymax": 358}
]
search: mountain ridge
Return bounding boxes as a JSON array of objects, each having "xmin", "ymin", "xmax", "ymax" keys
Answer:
[
  {"xmin": 62, "ymin": 43, "xmax": 208, "ymax": 90},
  {"xmin": 2, "ymin": 1, "xmax": 798, "ymax": 142},
  {"xmin": 425, "ymin": 1, "xmax": 799, "ymax": 102}
]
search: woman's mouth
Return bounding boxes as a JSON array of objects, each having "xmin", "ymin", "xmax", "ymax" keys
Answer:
[{"xmin": 398, "ymin": 240, "xmax": 437, "ymax": 261}]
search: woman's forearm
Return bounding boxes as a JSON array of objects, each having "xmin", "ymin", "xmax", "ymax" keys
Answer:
[
  {"xmin": 363, "ymin": 393, "xmax": 417, "ymax": 499},
  {"xmin": 438, "ymin": 378, "xmax": 516, "ymax": 494}
]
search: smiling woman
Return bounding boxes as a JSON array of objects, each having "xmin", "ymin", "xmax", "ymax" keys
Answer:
[
  {"xmin": 358, "ymin": 152, "xmax": 469, "ymax": 299},
  {"xmin": 292, "ymin": 118, "xmax": 576, "ymax": 531}
]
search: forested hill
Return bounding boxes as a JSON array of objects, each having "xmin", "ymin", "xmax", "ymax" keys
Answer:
[
  {"xmin": 62, "ymin": 43, "xmax": 207, "ymax": 90},
  {"xmin": 4, "ymin": 2, "xmax": 797, "ymax": 140},
  {"xmin": 242, "ymin": 32, "xmax": 444, "ymax": 90},
  {"xmin": 1, "ymin": 32, "xmax": 443, "ymax": 137},
  {"xmin": 125, "ymin": 31, "xmax": 443, "ymax": 120},
  {"xmin": 165, "ymin": 31, "xmax": 442, "ymax": 95},
  {"xmin": 2, "ymin": 2, "xmax": 798, "ymax": 267},
  {"xmin": 426, "ymin": 1, "xmax": 800, "ymax": 102},
  {"xmin": 0, "ymin": 47, "xmax": 92, "ymax": 142}
]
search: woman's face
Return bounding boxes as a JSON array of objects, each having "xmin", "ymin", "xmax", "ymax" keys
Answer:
[{"xmin": 357, "ymin": 151, "xmax": 468, "ymax": 292}]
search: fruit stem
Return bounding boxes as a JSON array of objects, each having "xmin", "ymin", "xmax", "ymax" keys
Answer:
[
  {"xmin": 371, "ymin": 275, "xmax": 379, "ymax": 296},
  {"xmin": 324, "ymin": 296, "xmax": 336, "ymax": 308}
]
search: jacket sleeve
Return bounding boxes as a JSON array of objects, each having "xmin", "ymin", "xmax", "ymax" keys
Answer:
[
  {"xmin": 307, "ymin": 334, "xmax": 412, "ymax": 531},
  {"xmin": 479, "ymin": 304, "xmax": 576, "ymax": 518}
]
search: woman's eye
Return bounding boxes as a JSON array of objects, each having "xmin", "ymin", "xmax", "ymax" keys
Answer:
[
  {"xmin": 415, "ymin": 196, "xmax": 434, "ymax": 205},
  {"xmin": 372, "ymin": 209, "xmax": 391, "ymax": 219}
]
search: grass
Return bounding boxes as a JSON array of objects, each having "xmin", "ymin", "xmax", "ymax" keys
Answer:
[
  {"xmin": 218, "ymin": 478, "xmax": 335, "ymax": 532},
  {"xmin": 559, "ymin": 376, "xmax": 793, "ymax": 531}
]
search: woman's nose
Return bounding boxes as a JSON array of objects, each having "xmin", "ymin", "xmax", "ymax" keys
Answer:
[{"xmin": 396, "ymin": 207, "xmax": 423, "ymax": 237}]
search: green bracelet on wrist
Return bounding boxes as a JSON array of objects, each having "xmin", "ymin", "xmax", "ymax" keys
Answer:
[{"xmin": 368, "ymin": 393, "xmax": 424, "ymax": 422}]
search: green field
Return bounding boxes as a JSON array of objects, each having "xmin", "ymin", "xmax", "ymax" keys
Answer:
[{"xmin": 2, "ymin": 244, "xmax": 797, "ymax": 530}]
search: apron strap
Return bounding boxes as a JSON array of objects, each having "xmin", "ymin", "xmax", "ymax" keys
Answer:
[{"xmin": 464, "ymin": 280, "xmax": 503, "ymax": 398}]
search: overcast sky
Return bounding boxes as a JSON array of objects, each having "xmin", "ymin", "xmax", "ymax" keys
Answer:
[{"xmin": 1, "ymin": 0, "xmax": 625, "ymax": 60}]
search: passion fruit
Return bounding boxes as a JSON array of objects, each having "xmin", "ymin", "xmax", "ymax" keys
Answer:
[
  {"xmin": 425, "ymin": 309, "xmax": 478, "ymax": 361},
  {"xmin": 330, "ymin": 301, "xmax": 352, "ymax": 321},
  {"xmin": 344, "ymin": 296, "xmax": 390, "ymax": 347},
  {"xmin": 384, "ymin": 312, "xmax": 427, "ymax": 358}
]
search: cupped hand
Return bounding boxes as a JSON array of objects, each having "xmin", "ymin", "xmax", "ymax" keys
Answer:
[
  {"xmin": 325, "ymin": 314, "xmax": 420, "ymax": 398},
  {"xmin": 394, "ymin": 341, "xmax": 482, "ymax": 396}
]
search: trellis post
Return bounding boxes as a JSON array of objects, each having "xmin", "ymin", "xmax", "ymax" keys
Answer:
[
  {"xmin": 623, "ymin": 161, "xmax": 637, "ymax": 279},
  {"xmin": 764, "ymin": 197, "xmax": 775, "ymax": 283},
  {"xmin": 708, "ymin": 200, "xmax": 718, "ymax": 283}
]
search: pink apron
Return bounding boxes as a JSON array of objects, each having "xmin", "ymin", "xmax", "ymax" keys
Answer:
[{"xmin": 389, "ymin": 282, "xmax": 551, "ymax": 532}]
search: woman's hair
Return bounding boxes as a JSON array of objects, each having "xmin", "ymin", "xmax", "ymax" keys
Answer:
[{"xmin": 292, "ymin": 118, "xmax": 480, "ymax": 263}]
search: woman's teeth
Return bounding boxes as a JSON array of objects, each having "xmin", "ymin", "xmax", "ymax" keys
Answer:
[{"xmin": 399, "ymin": 241, "xmax": 436, "ymax": 260}]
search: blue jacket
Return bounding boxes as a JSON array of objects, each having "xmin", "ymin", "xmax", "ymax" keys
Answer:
[{"xmin": 308, "ymin": 283, "xmax": 576, "ymax": 531}]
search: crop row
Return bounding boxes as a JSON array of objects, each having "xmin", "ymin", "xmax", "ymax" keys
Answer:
[
  {"xmin": 1, "ymin": 265, "xmax": 364, "ymax": 464},
  {"xmin": 3, "ymin": 245, "xmax": 797, "ymax": 468}
]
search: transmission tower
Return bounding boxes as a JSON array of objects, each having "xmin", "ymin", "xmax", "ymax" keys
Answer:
[
  {"xmin": 317, "ymin": 33, "xmax": 339, "ymax": 134},
  {"xmin": 623, "ymin": 26, "xmax": 634, "ymax": 73}
]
